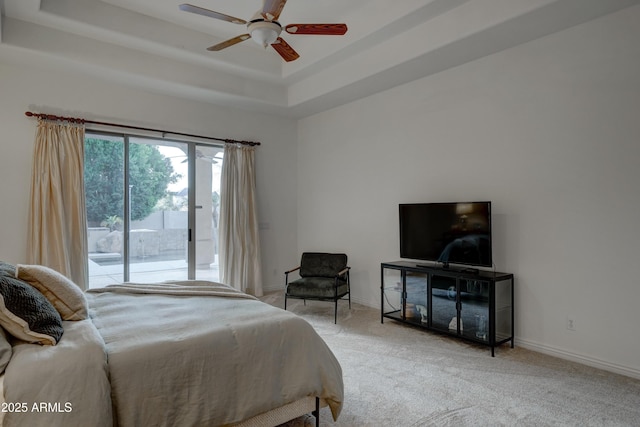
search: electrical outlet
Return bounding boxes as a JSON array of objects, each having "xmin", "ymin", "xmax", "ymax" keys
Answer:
[{"xmin": 566, "ymin": 316, "xmax": 576, "ymax": 331}]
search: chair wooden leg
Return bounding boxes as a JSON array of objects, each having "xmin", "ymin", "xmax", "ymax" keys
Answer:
[
  {"xmin": 284, "ymin": 295, "xmax": 287, "ymax": 311},
  {"xmin": 334, "ymin": 300, "xmax": 338, "ymax": 324}
]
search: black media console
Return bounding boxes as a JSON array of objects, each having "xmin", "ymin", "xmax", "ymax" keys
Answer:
[{"xmin": 381, "ymin": 261, "xmax": 514, "ymax": 356}]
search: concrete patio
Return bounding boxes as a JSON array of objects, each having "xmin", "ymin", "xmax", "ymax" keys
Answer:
[{"xmin": 88, "ymin": 257, "xmax": 219, "ymax": 288}]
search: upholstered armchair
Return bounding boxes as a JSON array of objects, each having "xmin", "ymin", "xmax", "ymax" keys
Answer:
[{"xmin": 284, "ymin": 252, "xmax": 351, "ymax": 324}]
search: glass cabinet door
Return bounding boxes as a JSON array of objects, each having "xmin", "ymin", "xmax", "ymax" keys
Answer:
[
  {"xmin": 495, "ymin": 278, "xmax": 513, "ymax": 343},
  {"xmin": 430, "ymin": 275, "xmax": 458, "ymax": 332},
  {"xmin": 459, "ymin": 279, "xmax": 490, "ymax": 342},
  {"xmin": 382, "ymin": 268, "xmax": 403, "ymax": 320},
  {"xmin": 405, "ymin": 272, "xmax": 428, "ymax": 325}
]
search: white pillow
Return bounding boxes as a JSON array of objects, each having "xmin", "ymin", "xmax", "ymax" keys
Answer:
[{"xmin": 16, "ymin": 265, "xmax": 88, "ymax": 321}]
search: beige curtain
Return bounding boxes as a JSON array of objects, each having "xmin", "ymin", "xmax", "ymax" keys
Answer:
[
  {"xmin": 218, "ymin": 144, "xmax": 262, "ymax": 296},
  {"xmin": 28, "ymin": 119, "xmax": 89, "ymax": 289}
]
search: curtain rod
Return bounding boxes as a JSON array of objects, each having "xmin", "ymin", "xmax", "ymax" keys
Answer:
[{"xmin": 24, "ymin": 111, "xmax": 261, "ymax": 146}]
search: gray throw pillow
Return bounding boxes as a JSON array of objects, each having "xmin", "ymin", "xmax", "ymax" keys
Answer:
[
  {"xmin": 0, "ymin": 261, "xmax": 16, "ymax": 278},
  {"xmin": 0, "ymin": 275, "xmax": 64, "ymax": 345}
]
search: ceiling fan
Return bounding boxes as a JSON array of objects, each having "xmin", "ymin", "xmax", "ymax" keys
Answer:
[{"xmin": 179, "ymin": 0, "xmax": 348, "ymax": 62}]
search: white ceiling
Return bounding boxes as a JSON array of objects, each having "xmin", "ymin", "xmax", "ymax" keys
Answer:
[{"xmin": 2, "ymin": 0, "xmax": 639, "ymax": 118}]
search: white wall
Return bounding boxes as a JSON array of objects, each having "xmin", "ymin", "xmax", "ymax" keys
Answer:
[
  {"xmin": 297, "ymin": 6, "xmax": 640, "ymax": 377},
  {"xmin": 0, "ymin": 57, "xmax": 298, "ymax": 291}
]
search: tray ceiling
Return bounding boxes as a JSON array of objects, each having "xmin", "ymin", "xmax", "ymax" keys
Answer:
[{"xmin": 2, "ymin": 0, "xmax": 639, "ymax": 118}]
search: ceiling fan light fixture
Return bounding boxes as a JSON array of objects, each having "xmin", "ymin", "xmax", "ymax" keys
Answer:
[{"xmin": 249, "ymin": 21, "xmax": 282, "ymax": 48}]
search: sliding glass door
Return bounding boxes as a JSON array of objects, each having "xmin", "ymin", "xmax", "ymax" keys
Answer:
[
  {"xmin": 128, "ymin": 137, "xmax": 190, "ymax": 283},
  {"xmin": 193, "ymin": 144, "xmax": 224, "ymax": 281},
  {"xmin": 85, "ymin": 132, "xmax": 223, "ymax": 288},
  {"xmin": 85, "ymin": 133, "xmax": 126, "ymax": 287}
]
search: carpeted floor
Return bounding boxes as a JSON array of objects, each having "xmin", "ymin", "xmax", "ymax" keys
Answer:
[{"xmin": 262, "ymin": 293, "xmax": 640, "ymax": 427}]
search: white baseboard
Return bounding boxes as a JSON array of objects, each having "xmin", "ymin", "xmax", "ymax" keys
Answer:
[{"xmin": 517, "ymin": 337, "xmax": 640, "ymax": 380}]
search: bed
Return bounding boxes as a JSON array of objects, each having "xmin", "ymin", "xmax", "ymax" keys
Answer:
[{"xmin": 0, "ymin": 264, "xmax": 343, "ymax": 427}]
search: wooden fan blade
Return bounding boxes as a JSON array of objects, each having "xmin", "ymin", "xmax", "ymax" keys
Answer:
[
  {"xmin": 271, "ymin": 37, "xmax": 299, "ymax": 62},
  {"xmin": 207, "ymin": 34, "xmax": 251, "ymax": 51},
  {"xmin": 179, "ymin": 4, "xmax": 246, "ymax": 25},
  {"xmin": 285, "ymin": 23, "xmax": 348, "ymax": 35},
  {"xmin": 262, "ymin": 0, "xmax": 287, "ymax": 21}
]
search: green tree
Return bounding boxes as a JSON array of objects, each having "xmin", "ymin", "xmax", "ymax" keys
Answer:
[{"xmin": 84, "ymin": 138, "xmax": 178, "ymax": 225}]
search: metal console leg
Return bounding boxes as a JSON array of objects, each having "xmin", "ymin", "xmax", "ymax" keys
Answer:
[{"xmin": 313, "ymin": 397, "xmax": 320, "ymax": 427}]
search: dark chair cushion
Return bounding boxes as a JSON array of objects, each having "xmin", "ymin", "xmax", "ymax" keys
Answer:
[
  {"xmin": 299, "ymin": 253, "xmax": 347, "ymax": 278},
  {"xmin": 287, "ymin": 277, "xmax": 349, "ymax": 299}
]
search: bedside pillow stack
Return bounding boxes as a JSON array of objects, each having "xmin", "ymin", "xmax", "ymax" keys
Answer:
[
  {"xmin": 0, "ymin": 261, "xmax": 87, "ymax": 350},
  {"xmin": 0, "ymin": 261, "xmax": 63, "ymax": 346}
]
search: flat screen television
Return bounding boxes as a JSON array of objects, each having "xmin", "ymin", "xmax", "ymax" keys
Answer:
[{"xmin": 399, "ymin": 201, "xmax": 492, "ymax": 268}]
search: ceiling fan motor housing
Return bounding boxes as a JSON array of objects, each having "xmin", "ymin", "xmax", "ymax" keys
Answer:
[{"xmin": 248, "ymin": 16, "xmax": 282, "ymax": 48}]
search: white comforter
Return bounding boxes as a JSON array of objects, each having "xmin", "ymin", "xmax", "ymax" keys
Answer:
[
  {"xmin": 3, "ymin": 281, "xmax": 343, "ymax": 427},
  {"xmin": 97, "ymin": 281, "xmax": 343, "ymax": 426},
  {"xmin": 2, "ymin": 319, "xmax": 113, "ymax": 427}
]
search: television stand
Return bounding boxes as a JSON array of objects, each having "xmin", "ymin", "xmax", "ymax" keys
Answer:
[{"xmin": 381, "ymin": 261, "xmax": 514, "ymax": 356}]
